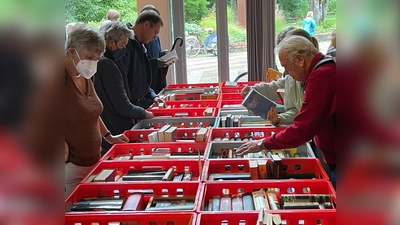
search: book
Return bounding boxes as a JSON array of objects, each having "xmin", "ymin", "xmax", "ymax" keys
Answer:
[
  {"xmin": 242, "ymin": 88, "xmax": 276, "ymax": 120},
  {"xmin": 159, "ymin": 49, "xmax": 178, "ymax": 65}
]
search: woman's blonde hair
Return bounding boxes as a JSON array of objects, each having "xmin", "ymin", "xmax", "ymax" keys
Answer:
[{"xmin": 307, "ymin": 11, "xmax": 313, "ymax": 17}]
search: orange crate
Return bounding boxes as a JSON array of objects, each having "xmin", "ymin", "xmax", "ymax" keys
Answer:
[
  {"xmin": 148, "ymin": 107, "xmax": 218, "ymax": 117},
  {"xmin": 197, "ymin": 180, "xmax": 336, "ymax": 212},
  {"xmin": 201, "ymin": 158, "xmax": 329, "ymax": 182},
  {"xmin": 196, "ymin": 211, "xmax": 336, "ymax": 225},
  {"xmin": 82, "ymin": 159, "xmax": 204, "ymax": 184},
  {"xmin": 100, "ymin": 142, "xmax": 208, "ymax": 161},
  {"xmin": 66, "ymin": 212, "xmax": 196, "ymax": 225},
  {"xmin": 123, "ymin": 128, "xmax": 207, "ymax": 143},
  {"xmin": 208, "ymin": 127, "xmax": 285, "ymax": 142},
  {"xmin": 65, "ymin": 182, "xmax": 201, "ymax": 215}
]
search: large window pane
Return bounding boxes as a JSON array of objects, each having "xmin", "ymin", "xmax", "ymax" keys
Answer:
[{"xmin": 184, "ymin": 0, "xmax": 219, "ymax": 84}]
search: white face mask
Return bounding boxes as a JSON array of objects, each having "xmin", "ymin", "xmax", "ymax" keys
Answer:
[{"xmin": 72, "ymin": 49, "xmax": 97, "ymax": 79}]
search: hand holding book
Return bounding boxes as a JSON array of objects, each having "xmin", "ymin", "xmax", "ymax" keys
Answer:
[{"xmin": 267, "ymin": 107, "xmax": 280, "ymax": 126}]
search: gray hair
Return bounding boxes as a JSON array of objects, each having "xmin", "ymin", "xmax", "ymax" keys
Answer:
[
  {"xmin": 100, "ymin": 21, "xmax": 134, "ymax": 42},
  {"xmin": 66, "ymin": 22, "xmax": 105, "ymax": 55},
  {"xmin": 277, "ymin": 35, "xmax": 319, "ymax": 63}
]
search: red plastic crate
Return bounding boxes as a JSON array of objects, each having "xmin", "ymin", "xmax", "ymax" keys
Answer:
[
  {"xmin": 133, "ymin": 117, "xmax": 218, "ymax": 129},
  {"xmin": 167, "ymin": 83, "xmax": 220, "ymax": 89},
  {"xmin": 220, "ymin": 93, "xmax": 243, "ymax": 100},
  {"xmin": 162, "ymin": 93, "xmax": 220, "ymax": 101},
  {"xmin": 221, "ymin": 81, "xmax": 259, "ymax": 88},
  {"xmin": 66, "ymin": 212, "xmax": 196, "ymax": 225},
  {"xmin": 148, "ymin": 107, "xmax": 218, "ymax": 117},
  {"xmin": 123, "ymin": 128, "xmax": 207, "ymax": 143},
  {"xmin": 197, "ymin": 180, "xmax": 336, "ymax": 212},
  {"xmin": 218, "ymin": 99, "xmax": 243, "ymax": 109},
  {"xmin": 82, "ymin": 160, "xmax": 204, "ymax": 183},
  {"xmin": 65, "ymin": 182, "xmax": 201, "ymax": 215},
  {"xmin": 208, "ymin": 127, "xmax": 285, "ymax": 142},
  {"xmin": 196, "ymin": 211, "xmax": 336, "ymax": 225},
  {"xmin": 100, "ymin": 142, "xmax": 208, "ymax": 161},
  {"xmin": 150, "ymin": 100, "xmax": 219, "ymax": 109},
  {"xmin": 201, "ymin": 158, "xmax": 329, "ymax": 182}
]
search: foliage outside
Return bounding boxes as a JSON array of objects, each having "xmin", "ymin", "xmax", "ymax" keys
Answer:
[
  {"xmin": 277, "ymin": 0, "xmax": 309, "ymax": 20},
  {"xmin": 65, "ymin": 0, "xmax": 137, "ymax": 28}
]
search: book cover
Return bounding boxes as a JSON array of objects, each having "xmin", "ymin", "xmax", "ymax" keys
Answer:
[
  {"xmin": 242, "ymin": 88, "xmax": 276, "ymax": 120},
  {"xmin": 159, "ymin": 49, "xmax": 178, "ymax": 65}
]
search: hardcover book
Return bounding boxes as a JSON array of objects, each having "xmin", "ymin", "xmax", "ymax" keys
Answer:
[
  {"xmin": 159, "ymin": 49, "xmax": 178, "ymax": 65},
  {"xmin": 242, "ymin": 88, "xmax": 276, "ymax": 120}
]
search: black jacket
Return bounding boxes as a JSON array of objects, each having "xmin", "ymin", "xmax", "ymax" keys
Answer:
[
  {"xmin": 144, "ymin": 36, "xmax": 169, "ymax": 94},
  {"xmin": 94, "ymin": 48, "xmax": 146, "ymax": 137},
  {"xmin": 115, "ymin": 37, "xmax": 157, "ymax": 109}
]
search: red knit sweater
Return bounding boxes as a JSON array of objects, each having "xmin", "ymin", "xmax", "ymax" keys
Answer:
[
  {"xmin": 65, "ymin": 71, "xmax": 103, "ymax": 166},
  {"xmin": 263, "ymin": 53, "xmax": 336, "ymax": 164}
]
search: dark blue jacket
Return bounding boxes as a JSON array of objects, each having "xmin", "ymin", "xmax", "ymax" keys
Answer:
[
  {"xmin": 115, "ymin": 37, "xmax": 157, "ymax": 109},
  {"xmin": 144, "ymin": 36, "xmax": 169, "ymax": 94}
]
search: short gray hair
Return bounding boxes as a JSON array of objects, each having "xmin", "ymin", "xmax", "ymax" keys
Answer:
[
  {"xmin": 277, "ymin": 35, "xmax": 319, "ymax": 63},
  {"xmin": 100, "ymin": 21, "xmax": 134, "ymax": 42},
  {"xmin": 66, "ymin": 22, "xmax": 105, "ymax": 55}
]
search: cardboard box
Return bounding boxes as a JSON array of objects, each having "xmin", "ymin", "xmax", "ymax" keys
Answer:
[
  {"xmin": 157, "ymin": 125, "xmax": 171, "ymax": 142},
  {"xmin": 164, "ymin": 126, "xmax": 177, "ymax": 142},
  {"xmin": 195, "ymin": 128, "xmax": 208, "ymax": 142}
]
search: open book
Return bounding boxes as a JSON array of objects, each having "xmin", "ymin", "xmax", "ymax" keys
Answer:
[
  {"xmin": 159, "ymin": 49, "xmax": 179, "ymax": 65},
  {"xmin": 242, "ymin": 88, "xmax": 276, "ymax": 119}
]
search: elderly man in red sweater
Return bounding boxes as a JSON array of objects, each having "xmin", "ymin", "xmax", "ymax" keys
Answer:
[{"xmin": 237, "ymin": 35, "xmax": 336, "ymax": 188}]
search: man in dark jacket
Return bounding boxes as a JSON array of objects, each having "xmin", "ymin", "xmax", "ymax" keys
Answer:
[
  {"xmin": 141, "ymin": 5, "xmax": 169, "ymax": 94},
  {"xmin": 115, "ymin": 10, "xmax": 165, "ymax": 110},
  {"xmin": 236, "ymin": 36, "xmax": 336, "ymax": 189}
]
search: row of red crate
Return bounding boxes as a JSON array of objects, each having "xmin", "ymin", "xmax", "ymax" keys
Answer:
[
  {"xmin": 123, "ymin": 127, "xmax": 285, "ymax": 143},
  {"xmin": 166, "ymin": 81, "xmax": 258, "ymax": 93},
  {"xmin": 65, "ymin": 180, "xmax": 336, "ymax": 224},
  {"xmin": 100, "ymin": 140, "xmax": 314, "ymax": 162},
  {"xmin": 81, "ymin": 158, "xmax": 329, "ymax": 184},
  {"xmin": 66, "ymin": 211, "xmax": 336, "ymax": 225}
]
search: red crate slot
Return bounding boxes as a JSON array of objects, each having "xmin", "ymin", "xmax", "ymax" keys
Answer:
[
  {"xmin": 208, "ymin": 127, "xmax": 285, "ymax": 142},
  {"xmin": 123, "ymin": 128, "xmax": 206, "ymax": 143},
  {"xmin": 201, "ymin": 158, "xmax": 329, "ymax": 182},
  {"xmin": 100, "ymin": 142, "xmax": 208, "ymax": 161},
  {"xmin": 167, "ymin": 83, "xmax": 220, "ymax": 89},
  {"xmin": 66, "ymin": 212, "xmax": 196, "ymax": 225},
  {"xmin": 221, "ymin": 93, "xmax": 243, "ymax": 100},
  {"xmin": 218, "ymin": 99, "xmax": 244, "ymax": 109},
  {"xmin": 133, "ymin": 117, "xmax": 217, "ymax": 129},
  {"xmin": 196, "ymin": 211, "xmax": 336, "ymax": 225},
  {"xmin": 150, "ymin": 100, "xmax": 219, "ymax": 109},
  {"xmin": 161, "ymin": 93, "xmax": 220, "ymax": 101},
  {"xmin": 148, "ymin": 107, "xmax": 218, "ymax": 117},
  {"xmin": 197, "ymin": 180, "xmax": 336, "ymax": 212},
  {"xmin": 221, "ymin": 81, "xmax": 259, "ymax": 88},
  {"xmin": 65, "ymin": 182, "xmax": 201, "ymax": 215},
  {"xmin": 82, "ymin": 160, "xmax": 204, "ymax": 183}
]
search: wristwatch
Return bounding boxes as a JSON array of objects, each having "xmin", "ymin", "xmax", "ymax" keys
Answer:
[{"xmin": 257, "ymin": 139, "xmax": 265, "ymax": 150}]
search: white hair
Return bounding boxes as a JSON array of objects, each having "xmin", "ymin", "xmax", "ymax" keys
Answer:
[
  {"xmin": 100, "ymin": 21, "xmax": 134, "ymax": 42},
  {"xmin": 277, "ymin": 35, "xmax": 319, "ymax": 62},
  {"xmin": 65, "ymin": 22, "xmax": 105, "ymax": 55}
]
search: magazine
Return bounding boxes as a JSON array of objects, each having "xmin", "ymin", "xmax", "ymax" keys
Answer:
[{"xmin": 159, "ymin": 49, "xmax": 178, "ymax": 65}]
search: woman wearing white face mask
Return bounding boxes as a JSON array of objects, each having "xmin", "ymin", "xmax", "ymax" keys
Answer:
[{"xmin": 64, "ymin": 22, "xmax": 128, "ymax": 199}]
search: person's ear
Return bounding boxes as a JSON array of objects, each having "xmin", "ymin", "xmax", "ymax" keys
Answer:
[
  {"xmin": 67, "ymin": 48, "xmax": 75, "ymax": 57},
  {"xmin": 296, "ymin": 55, "xmax": 305, "ymax": 67},
  {"xmin": 144, "ymin": 21, "xmax": 150, "ymax": 28}
]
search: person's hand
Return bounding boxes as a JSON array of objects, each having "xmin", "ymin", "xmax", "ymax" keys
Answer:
[
  {"xmin": 241, "ymin": 85, "xmax": 252, "ymax": 98},
  {"xmin": 157, "ymin": 59, "xmax": 168, "ymax": 68},
  {"xmin": 235, "ymin": 140, "xmax": 263, "ymax": 156},
  {"xmin": 267, "ymin": 107, "xmax": 280, "ymax": 126},
  {"xmin": 154, "ymin": 96, "xmax": 165, "ymax": 104},
  {"xmin": 145, "ymin": 110, "xmax": 155, "ymax": 119},
  {"xmin": 104, "ymin": 133, "xmax": 129, "ymax": 144}
]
